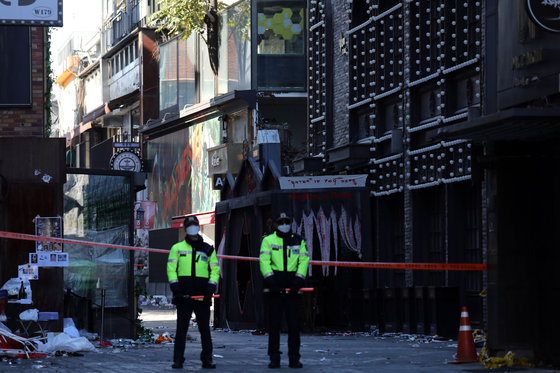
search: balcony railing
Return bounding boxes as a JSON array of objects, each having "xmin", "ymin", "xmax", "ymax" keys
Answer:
[{"xmin": 111, "ymin": 1, "xmax": 140, "ymax": 46}]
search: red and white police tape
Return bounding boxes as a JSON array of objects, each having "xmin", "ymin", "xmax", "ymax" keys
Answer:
[{"xmin": 0, "ymin": 230, "xmax": 487, "ymax": 271}]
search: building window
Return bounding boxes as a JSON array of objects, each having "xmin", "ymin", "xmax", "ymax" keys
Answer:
[
  {"xmin": 256, "ymin": 0, "xmax": 306, "ymax": 90},
  {"xmin": 449, "ymin": 75, "xmax": 480, "ymax": 113},
  {"xmin": 159, "ymin": 35, "xmax": 196, "ymax": 114},
  {"xmin": 377, "ymin": 100, "xmax": 402, "ymax": 137},
  {"xmin": 0, "ymin": 26, "xmax": 31, "ymax": 107},
  {"xmin": 159, "ymin": 38, "xmax": 178, "ymax": 111},
  {"xmin": 350, "ymin": 108, "xmax": 373, "ymax": 142}
]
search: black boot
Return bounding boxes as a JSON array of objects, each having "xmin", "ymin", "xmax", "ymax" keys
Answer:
[
  {"xmin": 202, "ymin": 361, "xmax": 216, "ymax": 369},
  {"xmin": 268, "ymin": 360, "xmax": 281, "ymax": 369},
  {"xmin": 172, "ymin": 357, "xmax": 185, "ymax": 369},
  {"xmin": 289, "ymin": 360, "xmax": 303, "ymax": 368}
]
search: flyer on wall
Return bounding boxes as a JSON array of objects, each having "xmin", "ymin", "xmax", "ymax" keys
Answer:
[
  {"xmin": 18, "ymin": 264, "xmax": 39, "ymax": 280},
  {"xmin": 29, "ymin": 252, "xmax": 68, "ymax": 267},
  {"xmin": 35, "ymin": 216, "xmax": 63, "ymax": 252}
]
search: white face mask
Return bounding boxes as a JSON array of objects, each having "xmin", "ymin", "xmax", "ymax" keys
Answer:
[
  {"xmin": 186, "ymin": 225, "xmax": 200, "ymax": 236},
  {"xmin": 277, "ymin": 224, "xmax": 291, "ymax": 233}
]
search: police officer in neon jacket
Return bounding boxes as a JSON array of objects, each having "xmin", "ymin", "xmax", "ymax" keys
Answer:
[
  {"xmin": 259, "ymin": 212, "xmax": 309, "ymax": 369},
  {"xmin": 167, "ymin": 215, "xmax": 219, "ymax": 369}
]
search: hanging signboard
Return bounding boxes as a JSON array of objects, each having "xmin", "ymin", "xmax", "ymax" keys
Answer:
[{"xmin": 0, "ymin": 0, "xmax": 63, "ymax": 26}]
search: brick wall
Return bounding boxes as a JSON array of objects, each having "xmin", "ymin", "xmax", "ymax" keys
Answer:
[
  {"xmin": 331, "ymin": 0, "xmax": 349, "ymax": 149},
  {"xmin": 0, "ymin": 27, "xmax": 45, "ymax": 137}
]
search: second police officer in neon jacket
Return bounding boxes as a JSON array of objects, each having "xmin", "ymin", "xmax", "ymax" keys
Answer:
[{"xmin": 260, "ymin": 212, "xmax": 309, "ymax": 369}]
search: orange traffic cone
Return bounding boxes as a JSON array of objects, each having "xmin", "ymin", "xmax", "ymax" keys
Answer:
[{"xmin": 449, "ymin": 306, "xmax": 478, "ymax": 364}]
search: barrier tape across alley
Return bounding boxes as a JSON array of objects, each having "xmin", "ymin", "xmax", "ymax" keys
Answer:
[{"xmin": 0, "ymin": 230, "xmax": 487, "ymax": 271}]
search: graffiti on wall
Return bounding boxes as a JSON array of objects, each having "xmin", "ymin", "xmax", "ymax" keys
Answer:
[{"xmin": 148, "ymin": 118, "xmax": 220, "ymax": 229}]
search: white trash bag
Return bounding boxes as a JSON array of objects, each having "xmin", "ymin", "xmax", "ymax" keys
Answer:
[
  {"xmin": 63, "ymin": 318, "xmax": 80, "ymax": 338},
  {"xmin": 36, "ymin": 332, "xmax": 96, "ymax": 353},
  {"xmin": 19, "ymin": 308, "xmax": 39, "ymax": 321}
]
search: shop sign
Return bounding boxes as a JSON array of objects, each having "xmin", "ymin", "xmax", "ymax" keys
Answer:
[
  {"xmin": 0, "ymin": 0, "xmax": 63, "ymax": 26},
  {"xmin": 526, "ymin": 0, "xmax": 560, "ymax": 33},
  {"xmin": 213, "ymin": 174, "xmax": 225, "ymax": 190},
  {"xmin": 279, "ymin": 175, "xmax": 368, "ymax": 190},
  {"xmin": 110, "ymin": 150, "xmax": 143, "ymax": 172}
]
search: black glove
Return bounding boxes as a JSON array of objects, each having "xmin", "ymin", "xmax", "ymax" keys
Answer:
[
  {"xmin": 170, "ymin": 282, "xmax": 181, "ymax": 295},
  {"xmin": 170, "ymin": 282, "xmax": 182, "ymax": 305},
  {"xmin": 290, "ymin": 277, "xmax": 305, "ymax": 294},
  {"xmin": 204, "ymin": 283, "xmax": 217, "ymax": 302},
  {"xmin": 263, "ymin": 275, "xmax": 277, "ymax": 289}
]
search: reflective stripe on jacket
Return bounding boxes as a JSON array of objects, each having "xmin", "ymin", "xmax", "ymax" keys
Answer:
[
  {"xmin": 167, "ymin": 240, "xmax": 220, "ymax": 285},
  {"xmin": 259, "ymin": 232, "xmax": 309, "ymax": 279}
]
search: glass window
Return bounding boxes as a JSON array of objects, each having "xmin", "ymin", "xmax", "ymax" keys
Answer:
[
  {"xmin": 159, "ymin": 38, "xmax": 178, "ymax": 110},
  {"xmin": 63, "ymin": 172, "xmax": 134, "ymax": 337},
  {"xmin": 257, "ymin": 1, "xmax": 305, "ymax": 55},
  {"xmin": 256, "ymin": 0, "xmax": 306, "ymax": 90},
  {"xmin": 200, "ymin": 38, "xmax": 215, "ymax": 103},
  {"xmin": 178, "ymin": 36, "xmax": 196, "ymax": 109},
  {"xmin": 218, "ymin": 0, "xmax": 252, "ymax": 94},
  {"xmin": 0, "ymin": 26, "xmax": 31, "ymax": 106}
]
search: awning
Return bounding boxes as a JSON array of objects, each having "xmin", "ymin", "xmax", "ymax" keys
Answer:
[
  {"xmin": 171, "ymin": 211, "xmax": 215, "ymax": 228},
  {"xmin": 66, "ymin": 121, "xmax": 93, "ymax": 147},
  {"xmin": 55, "ymin": 67, "xmax": 75, "ymax": 87},
  {"xmin": 82, "ymin": 103, "xmax": 110, "ymax": 123},
  {"xmin": 107, "ymin": 89, "xmax": 140, "ymax": 111}
]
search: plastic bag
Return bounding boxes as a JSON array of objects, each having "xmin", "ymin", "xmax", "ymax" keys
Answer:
[
  {"xmin": 36, "ymin": 332, "xmax": 96, "ymax": 353},
  {"xmin": 20, "ymin": 308, "xmax": 39, "ymax": 321},
  {"xmin": 63, "ymin": 318, "xmax": 80, "ymax": 338}
]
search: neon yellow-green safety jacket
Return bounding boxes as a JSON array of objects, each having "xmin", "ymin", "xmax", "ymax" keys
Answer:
[
  {"xmin": 260, "ymin": 231, "xmax": 309, "ymax": 282},
  {"xmin": 167, "ymin": 238, "xmax": 219, "ymax": 295}
]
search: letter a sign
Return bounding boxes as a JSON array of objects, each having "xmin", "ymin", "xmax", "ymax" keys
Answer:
[{"xmin": 213, "ymin": 174, "xmax": 225, "ymax": 190}]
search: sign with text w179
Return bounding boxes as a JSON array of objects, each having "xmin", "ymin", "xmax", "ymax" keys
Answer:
[{"xmin": 1, "ymin": 0, "xmax": 63, "ymax": 26}]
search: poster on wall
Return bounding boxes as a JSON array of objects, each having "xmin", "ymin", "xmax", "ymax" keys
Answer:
[
  {"xmin": 18, "ymin": 264, "xmax": 39, "ymax": 280},
  {"xmin": 134, "ymin": 201, "xmax": 156, "ymax": 229},
  {"xmin": 30, "ymin": 252, "xmax": 68, "ymax": 267},
  {"xmin": 35, "ymin": 216, "xmax": 62, "ymax": 252}
]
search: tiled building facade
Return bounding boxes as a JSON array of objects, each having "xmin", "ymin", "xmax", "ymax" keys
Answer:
[{"xmin": 303, "ymin": 0, "xmax": 560, "ymax": 363}]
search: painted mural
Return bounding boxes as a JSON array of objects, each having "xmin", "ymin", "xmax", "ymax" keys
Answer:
[{"xmin": 148, "ymin": 118, "xmax": 220, "ymax": 229}]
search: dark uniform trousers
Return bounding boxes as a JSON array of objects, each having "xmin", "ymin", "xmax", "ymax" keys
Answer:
[
  {"xmin": 174, "ymin": 298, "xmax": 213, "ymax": 363},
  {"xmin": 266, "ymin": 292, "xmax": 301, "ymax": 363}
]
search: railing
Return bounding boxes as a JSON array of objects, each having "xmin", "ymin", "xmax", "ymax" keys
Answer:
[{"xmin": 111, "ymin": 1, "xmax": 140, "ymax": 46}]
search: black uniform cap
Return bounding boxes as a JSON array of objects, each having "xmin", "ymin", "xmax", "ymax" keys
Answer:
[{"xmin": 184, "ymin": 215, "xmax": 200, "ymax": 227}]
